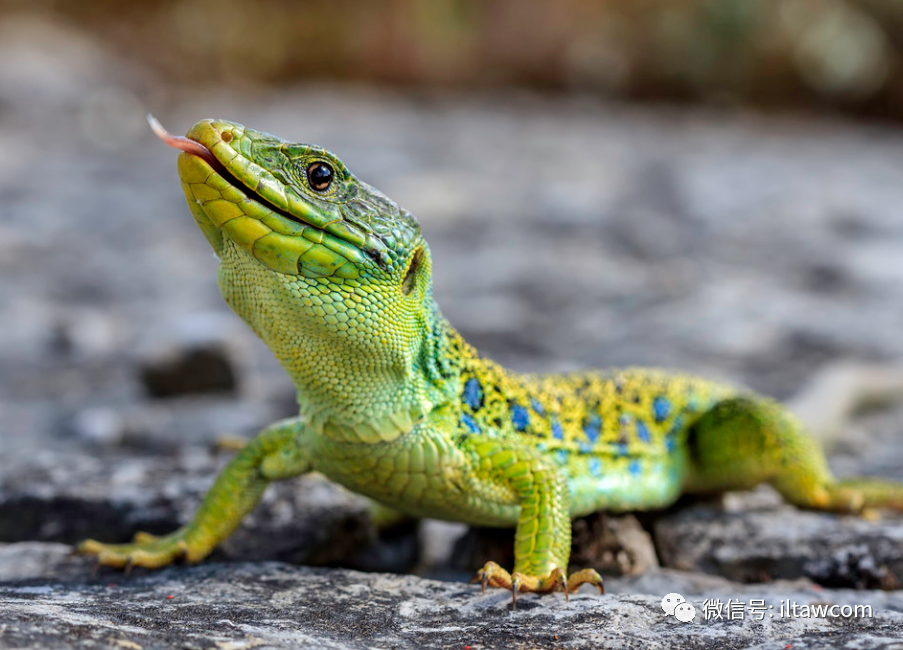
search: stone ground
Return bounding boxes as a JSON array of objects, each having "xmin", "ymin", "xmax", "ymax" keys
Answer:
[
  {"xmin": 4, "ymin": 552, "xmax": 903, "ymax": 649},
  {"xmin": 2, "ymin": 17, "xmax": 903, "ymax": 650}
]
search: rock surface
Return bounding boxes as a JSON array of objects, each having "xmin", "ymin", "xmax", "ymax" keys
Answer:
[
  {"xmin": 0, "ymin": 449, "xmax": 418, "ymax": 572},
  {"xmin": 139, "ymin": 343, "xmax": 238, "ymax": 398},
  {"xmin": 2, "ymin": 545, "xmax": 903, "ymax": 649},
  {"xmin": 655, "ymin": 491, "xmax": 903, "ymax": 590},
  {"xmin": 2, "ymin": 16, "xmax": 903, "ymax": 649},
  {"xmin": 4, "ymin": 448, "xmax": 903, "ymax": 593}
]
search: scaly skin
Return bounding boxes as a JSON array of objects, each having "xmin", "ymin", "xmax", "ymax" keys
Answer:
[{"xmin": 79, "ymin": 119, "xmax": 903, "ymax": 605}]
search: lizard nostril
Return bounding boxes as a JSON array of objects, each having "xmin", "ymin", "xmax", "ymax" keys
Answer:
[
  {"xmin": 221, "ymin": 132, "xmax": 233, "ymax": 143},
  {"xmin": 401, "ymin": 247, "xmax": 424, "ymax": 295}
]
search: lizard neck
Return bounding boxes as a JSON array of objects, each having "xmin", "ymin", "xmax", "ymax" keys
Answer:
[
  {"xmin": 309, "ymin": 308, "xmax": 475, "ymax": 444},
  {"xmin": 295, "ymin": 299, "xmax": 467, "ymax": 442},
  {"xmin": 216, "ymin": 239, "xmax": 465, "ymax": 441}
]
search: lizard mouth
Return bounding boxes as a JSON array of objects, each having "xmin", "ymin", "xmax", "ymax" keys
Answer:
[
  {"xmin": 150, "ymin": 117, "xmax": 314, "ymax": 231},
  {"xmin": 149, "ymin": 115, "xmax": 223, "ymax": 171},
  {"xmin": 150, "ymin": 116, "xmax": 383, "ymax": 279}
]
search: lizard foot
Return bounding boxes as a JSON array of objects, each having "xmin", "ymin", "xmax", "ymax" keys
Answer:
[
  {"xmin": 472, "ymin": 561, "xmax": 604, "ymax": 609},
  {"xmin": 77, "ymin": 528, "xmax": 200, "ymax": 570}
]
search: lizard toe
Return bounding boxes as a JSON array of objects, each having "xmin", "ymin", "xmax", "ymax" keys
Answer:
[
  {"xmin": 132, "ymin": 531, "xmax": 161, "ymax": 544},
  {"xmin": 474, "ymin": 562, "xmax": 599, "ymax": 608},
  {"xmin": 474, "ymin": 561, "xmax": 512, "ymax": 592},
  {"xmin": 567, "ymin": 568, "xmax": 605, "ymax": 594},
  {"xmin": 77, "ymin": 529, "xmax": 198, "ymax": 571}
]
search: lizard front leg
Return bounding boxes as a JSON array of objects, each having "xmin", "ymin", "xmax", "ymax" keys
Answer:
[
  {"xmin": 78, "ymin": 417, "xmax": 310, "ymax": 569},
  {"xmin": 466, "ymin": 439, "xmax": 604, "ymax": 607}
]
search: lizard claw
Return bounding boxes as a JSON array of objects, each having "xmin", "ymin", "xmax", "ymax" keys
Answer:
[
  {"xmin": 510, "ymin": 573, "xmax": 523, "ymax": 609},
  {"xmin": 473, "ymin": 560, "xmax": 508, "ymax": 592},
  {"xmin": 175, "ymin": 542, "xmax": 189, "ymax": 564},
  {"xmin": 473, "ymin": 561, "xmax": 602, "ymax": 607},
  {"xmin": 469, "ymin": 567, "xmax": 485, "ymax": 593},
  {"xmin": 555, "ymin": 568, "xmax": 570, "ymax": 602}
]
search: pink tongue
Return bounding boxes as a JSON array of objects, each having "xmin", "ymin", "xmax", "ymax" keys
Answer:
[{"xmin": 147, "ymin": 114, "xmax": 222, "ymax": 170}]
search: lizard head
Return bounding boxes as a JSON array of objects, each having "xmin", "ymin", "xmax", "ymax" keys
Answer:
[
  {"xmin": 156, "ymin": 117, "xmax": 425, "ymax": 285},
  {"xmin": 155, "ymin": 118, "xmax": 449, "ymax": 421}
]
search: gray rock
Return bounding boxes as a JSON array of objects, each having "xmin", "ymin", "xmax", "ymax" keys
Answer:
[
  {"xmin": 570, "ymin": 513, "xmax": 660, "ymax": 576},
  {"xmin": 654, "ymin": 491, "xmax": 903, "ymax": 589},
  {"xmin": 70, "ymin": 406, "xmax": 126, "ymax": 446},
  {"xmin": 0, "ymin": 542, "xmax": 81, "ymax": 582},
  {"xmin": 2, "ymin": 40, "xmax": 903, "ymax": 648},
  {"xmin": 0, "ymin": 449, "xmax": 418, "ymax": 572},
  {"xmin": 140, "ymin": 343, "xmax": 238, "ymax": 398},
  {"xmin": 2, "ymin": 545, "xmax": 902, "ymax": 649}
]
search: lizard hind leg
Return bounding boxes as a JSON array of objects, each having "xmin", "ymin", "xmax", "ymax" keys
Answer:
[{"xmin": 686, "ymin": 396, "xmax": 903, "ymax": 514}]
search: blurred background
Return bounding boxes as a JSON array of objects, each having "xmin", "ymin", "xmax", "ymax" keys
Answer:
[{"xmin": 1, "ymin": 0, "xmax": 902, "ymax": 576}]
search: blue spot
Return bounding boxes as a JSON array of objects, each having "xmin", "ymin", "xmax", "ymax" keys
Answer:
[
  {"xmin": 636, "ymin": 420, "xmax": 651, "ymax": 443},
  {"xmin": 668, "ymin": 416, "xmax": 685, "ymax": 436},
  {"xmin": 462, "ymin": 378, "xmax": 483, "ymax": 410},
  {"xmin": 530, "ymin": 398, "xmax": 546, "ymax": 416},
  {"xmin": 582, "ymin": 415, "xmax": 602, "ymax": 443},
  {"xmin": 551, "ymin": 418, "xmax": 564, "ymax": 440},
  {"xmin": 536, "ymin": 442, "xmax": 548, "ymax": 452},
  {"xmin": 618, "ymin": 413, "xmax": 631, "ymax": 426},
  {"xmin": 616, "ymin": 442, "xmax": 629, "ymax": 457},
  {"xmin": 511, "ymin": 404, "xmax": 530, "ymax": 431},
  {"xmin": 629, "ymin": 460, "xmax": 642, "ymax": 476},
  {"xmin": 460, "ymin": 413, "xmax": 481, "ymax": 433},
  {"xmin": 578, "ymin": 441, "xmax": 594, "ymax": 454},
  {"xmin": 589, "ymin": 458, "xmax": 602, "ymax": 476},
  {"xmin": 556, "ymin": 449, "xmax": 569, "ymax": 465},
  {"xmin": 666, "ymin": 437, "xmax": 676, "ymax": 453},
  {"xmin": 653, "ymin": 397, "xmax": 671, "ymax": 423}
]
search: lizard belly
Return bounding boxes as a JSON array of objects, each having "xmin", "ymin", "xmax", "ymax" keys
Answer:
[
  {"xmin": 565, "ymin": 447, "xmax": 689, "ymax": 517},
  {"xmin": 307, "ymin": 428, "xmax": 521, "ymax": 527}
]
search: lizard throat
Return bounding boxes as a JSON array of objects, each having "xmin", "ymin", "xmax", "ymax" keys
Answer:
[{"xmin": 313, "ymin": 405, "xmax": 431, "ymax": 444}]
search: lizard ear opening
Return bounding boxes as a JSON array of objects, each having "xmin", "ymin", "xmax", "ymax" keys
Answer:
[{"xmin": 401, "ymin": 247, "xmax": 424, "ymax": 295}]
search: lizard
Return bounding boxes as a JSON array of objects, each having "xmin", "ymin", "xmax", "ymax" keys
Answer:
[{"xmin": 79, "ymin": 117, "xmax": 903, "ymax": 606}]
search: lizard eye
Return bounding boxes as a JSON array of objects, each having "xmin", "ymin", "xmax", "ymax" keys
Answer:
[{"xmin": 307, "ymin": 162, "xmax": 334, "ymax": 192}]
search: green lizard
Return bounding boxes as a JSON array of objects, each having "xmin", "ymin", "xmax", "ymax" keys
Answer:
[{"xmin": 79, "ymin": 118, "xmax": 903, "ymax": 605}]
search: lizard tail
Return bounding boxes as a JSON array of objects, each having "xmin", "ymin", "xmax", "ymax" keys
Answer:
[{"xmin": 820, "ymin": 478, "xmax": 903, "ymax": 512}]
